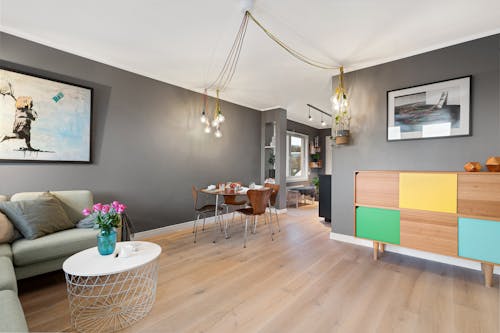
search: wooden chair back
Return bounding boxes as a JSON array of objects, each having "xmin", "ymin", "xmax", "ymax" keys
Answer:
[
  {"xmin": 223, "ymin": 182, "xmax": 244, "ymax": 205},
  {"xmin": 191, "ymin": 186, "xmax": 199, "ymax": 210},
  {"xmin": 247, "ymin": 189, "xmax": 271, "ymax": 215},
  {"xmin": 264, "ymin": 183, "xmax": 280, "ymax": 206}
]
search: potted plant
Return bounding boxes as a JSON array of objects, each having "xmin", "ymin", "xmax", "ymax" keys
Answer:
[
  {"xmin": 309, "ymin": 152, "xmax": 322, "ymax": 168},
  {"xmin": 334, "ymin": 110, "xmax": 350, "ymax": 145},
  {"xmin": 82, "ymin": 201, "xmax": 127, "ymax": 255},
  {"xmin": 311, "ymin": 176, "xmax": 319, "ymax": 200},
  {"xmin": 268, "ymin": 152, "xmax": 276, "ymax": 178}
]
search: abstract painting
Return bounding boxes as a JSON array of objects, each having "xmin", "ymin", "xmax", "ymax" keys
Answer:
[
  {"xmin": 0, "ymin": 68, "xmax": 92, "ymax": 162},
  {"xmin": 387, "ymin": 76, "xmax": 471, "ymax": 141}
]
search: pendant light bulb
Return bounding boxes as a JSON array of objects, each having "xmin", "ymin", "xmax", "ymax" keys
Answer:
[
  {"xmin": 201, "ymin": 89, "xmax": 208, "ymax": 124},
  {"xmin": 215, "ymin": 128, "xmax": 222, "ymax": 138},
  {"xmin": 204, "ymin": 125, "xmax": 211, "ymax": 134},
  {"xmin": 218, "ymin": 113, "xmax": 225, "ymax": 123},
  {"xmin": 212, "ymin": 119, "xmax": 219, "ymax": 127}
]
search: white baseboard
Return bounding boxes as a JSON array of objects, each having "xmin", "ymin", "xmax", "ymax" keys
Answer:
[
  {"xmin": 135, "ymin": 209, "xmax": 286, "ymax": 240},
  {"xmin": 330, "ymin": 232, "xmax": 500, "ymax": 275}
]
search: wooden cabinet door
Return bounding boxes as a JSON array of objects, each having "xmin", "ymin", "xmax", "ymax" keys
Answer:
[
  {"xmin": 400, "ymin": 209, "xmax": 457, "ymax": 256},
  {"xmin": 458, "ymin": 174, "xmax": 500, "ymax": 219},
  {"xmin": 355, "ymin": 171, "xmax": 399, "ymax": 208}
]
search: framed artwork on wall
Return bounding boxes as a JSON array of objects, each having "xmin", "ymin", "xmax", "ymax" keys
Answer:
[
  {"xmin": 387, "ymin": 76, "xmax": 471, "ymax": 141},
  {"xmin": 0, "ymin": 67, "xmax": 92, "ymax": 162}
]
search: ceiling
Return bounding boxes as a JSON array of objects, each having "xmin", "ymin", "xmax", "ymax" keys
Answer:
[{"xmin": 1, "ymin": 0, "xmax": 500, "ymax": 128}]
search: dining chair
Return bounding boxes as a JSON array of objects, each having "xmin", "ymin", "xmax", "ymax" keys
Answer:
[
  {"xmin": 236, "ymin": 188, "xmax": 273, "ymax": 248},
  {"xmin": 264, "ymin": 183, "xmax": 281, "ymax": 232},
  {"xmin": 192, "ymin": 186, "xmax": 224, "ymax": 243}
]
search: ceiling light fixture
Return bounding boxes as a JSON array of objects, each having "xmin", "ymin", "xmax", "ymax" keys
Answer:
[
  {"xmin": 331, "ymin": 66, "xmax": 351, "ymax": 144},
  {"xmin": 200, "ymin": 89, "xmax": 208, "ymax": 123},
  {"xmin": 307, "ymin": 104, "xmax": 332, "ymax": 127},
  {"xmin": 308, "ymin": 106, "xmax": 313, "ymax": 121},
  {"xmin": 201, "ymin": 3, "xmax": 349, "ymax": 136}
]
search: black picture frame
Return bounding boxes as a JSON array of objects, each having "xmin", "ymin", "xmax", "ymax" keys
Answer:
[
  {"xmin": 387, "ymin": 76, "xmax": 471, "ymax": 142},
  {"xmin": 0, "ymin": 66, "xmax": 93, "ymax": 163}
]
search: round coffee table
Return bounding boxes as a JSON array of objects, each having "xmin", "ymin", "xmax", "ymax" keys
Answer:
[{"xmin": 63, "ymin": 241, "xmax": 161, "ymax": 333}]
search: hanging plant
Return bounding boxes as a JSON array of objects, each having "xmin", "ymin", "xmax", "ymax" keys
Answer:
[{"xmin": 331, "ymin": 67, "xmax": 351, "ymax": 145}]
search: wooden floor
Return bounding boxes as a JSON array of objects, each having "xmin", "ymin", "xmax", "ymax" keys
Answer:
[{"xmin": 18, "ymin": 204, "xmax": 500, "ymax": 332}]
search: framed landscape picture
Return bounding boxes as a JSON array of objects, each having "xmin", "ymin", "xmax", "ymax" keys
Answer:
[
  {"xmin": 387, "ymin": 76, "xmax": 471, "ymax": 141},
  {"xmin": 0, "ymin": 68, "xmax": 92, "ymax": 162}
]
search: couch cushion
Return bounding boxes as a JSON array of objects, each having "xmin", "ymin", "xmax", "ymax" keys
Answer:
[
  {"xmin": 0, "ymin": 257, "xmax": 17, "ymax": 292},
  {"xmin": 0, "ymin": 243, "xmax": 12, "ymax": 260},
  {"xmin": 0, "ymin": 290, "xmax": 28, "ymax": 332},
  {"xmin": 0, "ymin": 195, "xmax": 7, "ymax": 202},
  {"xmin": 11, "ymin": 190, "xmax": 93, "ymax": 224},
  {"xmin": 0, "ymin": 211, "xmax": 15, "ymax": 243},
  {"xmin": 0, "ymin": 197, "xmax": 74, "ymax": 240},
  {"xmin": 12, "ymin": 228, "xmax": 98, "ymax": 266}
]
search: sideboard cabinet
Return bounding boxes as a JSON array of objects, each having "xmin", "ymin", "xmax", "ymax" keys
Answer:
[{"xmin": 354, "ymin": 171, "xmax": 500, "ymax": 287}]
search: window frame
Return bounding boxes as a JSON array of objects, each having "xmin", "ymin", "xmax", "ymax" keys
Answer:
[{"xmin": 286, "ymin": 131, "xmax": 309, "ymax": 182}]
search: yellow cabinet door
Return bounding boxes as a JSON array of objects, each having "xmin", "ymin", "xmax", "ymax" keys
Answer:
[{"xmin": 399, "ymin": 173, "xmax": 457, "ymax": 213}]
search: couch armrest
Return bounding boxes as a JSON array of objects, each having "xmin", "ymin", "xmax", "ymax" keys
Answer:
[{"xmin": 0, "ymin": 243, "xmax": 13, "ymax": 261}]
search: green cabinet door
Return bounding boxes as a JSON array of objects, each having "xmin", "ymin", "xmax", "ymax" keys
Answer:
[{"xmin": 356, "ymin": 207, "xmax": 400, "ymax": 244}]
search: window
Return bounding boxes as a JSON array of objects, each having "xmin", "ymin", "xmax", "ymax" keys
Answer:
[{"xmin": 286, "ymin": 132, "xmax": 308, "ymax": 181}]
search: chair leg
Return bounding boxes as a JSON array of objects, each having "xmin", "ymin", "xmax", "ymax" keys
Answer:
[
  {"xmin": 253, "ymin": 215, "xmax": 258, "ymax": 234},
  {"xmin": 274, "ymin": 207, "xmax": 280, "ymax": 232},
  {"xmin": 218, "ymin": 214, "xmax": 224, "ymax": 232},
  {"xmin": 194, "ymin": 214, "xmax": 201, "ymax": 243},
  {"xmin": 192, "ymin": 214, "xmax": 197, "ymax": 233},
  {"xmin": 224, "ymin": 214, "xmax": 230, "ymax": 239},
  {"xmin": 266, "ymin": 212, "xmax": 274, "ymax": 241},
  {"xmin": 202, "ymin": 217, "xmax": 206, "ymax": 231},
  {"xmin": 244, "ymin": 217, "xmax": 249, "ymax": 248},
  {"xmin": 268, "ymin": 208, "xmax": 273, "ymax": 233}
]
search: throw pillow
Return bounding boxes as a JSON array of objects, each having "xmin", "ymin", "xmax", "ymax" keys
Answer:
[
  {"xmin": 76, "ymin": 214, "xmax": 97, "ymax": 229},
  {"xmin": 0, "ymin": 211, "xmax": 15, "ymax": 243},
  {"xmin": 0, "ymin": 196, "xmax": 74, "ymax": 240}
]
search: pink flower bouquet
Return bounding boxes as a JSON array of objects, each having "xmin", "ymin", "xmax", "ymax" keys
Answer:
[{"xmin": 82, "ymin": 201, "xmax": 127, "ymax": 233}]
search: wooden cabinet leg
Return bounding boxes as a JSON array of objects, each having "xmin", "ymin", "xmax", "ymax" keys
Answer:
[
  {"xmin": 373, "ymin": 241, "xmax": 379, "ymax": 261},
  {"xmin": 379, "ymin": 243, "xmax": 385, "ymax": 253},
  {"xmin": 481, "ymin": 262, "xmax": 494, "ymax": 288}
]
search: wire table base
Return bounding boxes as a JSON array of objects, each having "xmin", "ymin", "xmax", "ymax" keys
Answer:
[{"xmin": 65, "ymin": 259, "xmax": 159, "ymax": 333}]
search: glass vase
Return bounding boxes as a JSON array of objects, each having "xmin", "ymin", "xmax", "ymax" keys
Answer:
[{"xmin": 97, "ymin": 229, "xmax": 117, "ymax": 255}]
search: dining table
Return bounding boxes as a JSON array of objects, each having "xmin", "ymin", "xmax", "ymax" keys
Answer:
[{"xmin": 200, "ymin": 185, "xmax": 268, "ymax": 243}]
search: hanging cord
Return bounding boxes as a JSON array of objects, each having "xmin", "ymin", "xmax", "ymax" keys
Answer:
[
  {"xmin": 205, "ymin": 11, "xmax": 342, "ymax": 93},
  {"xmin": 246, "ymin": 11, "xmax": 340, "ymax": 70},
  {"xmin": 206, "ymin": 13, "xmax": 250, "ymax": 91}
]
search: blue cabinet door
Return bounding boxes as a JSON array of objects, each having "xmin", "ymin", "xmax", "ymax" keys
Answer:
[{"xmin": 458, "ymin": 217, "xmax": 500, "ymax": 264}]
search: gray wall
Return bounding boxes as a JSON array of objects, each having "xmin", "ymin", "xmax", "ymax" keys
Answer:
[
  {"xmin": 261, "ymin": 108, "xmax": 287, "ymax": 209},
  {"xmin": 0, "ymin": 32, "xmax": 262, "ymax": 232},
  {"xmin": 332, "ymin": 34, "xmax": 500, "ymax": 235}
]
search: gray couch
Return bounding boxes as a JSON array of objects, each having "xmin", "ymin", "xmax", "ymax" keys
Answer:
[{"xmin": 0, "ymin": 190, "xmax": 101, "ymax": 332}]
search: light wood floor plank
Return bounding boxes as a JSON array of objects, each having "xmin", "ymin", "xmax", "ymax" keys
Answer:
[{"xmin": 18, "ymin": 204, "xmax": 500, "ymax": 332}]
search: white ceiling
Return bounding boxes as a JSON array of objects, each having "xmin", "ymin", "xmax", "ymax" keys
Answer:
[{"xmin": 1, "ymin": 0, "xmax": 500, "ymax": 128}]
